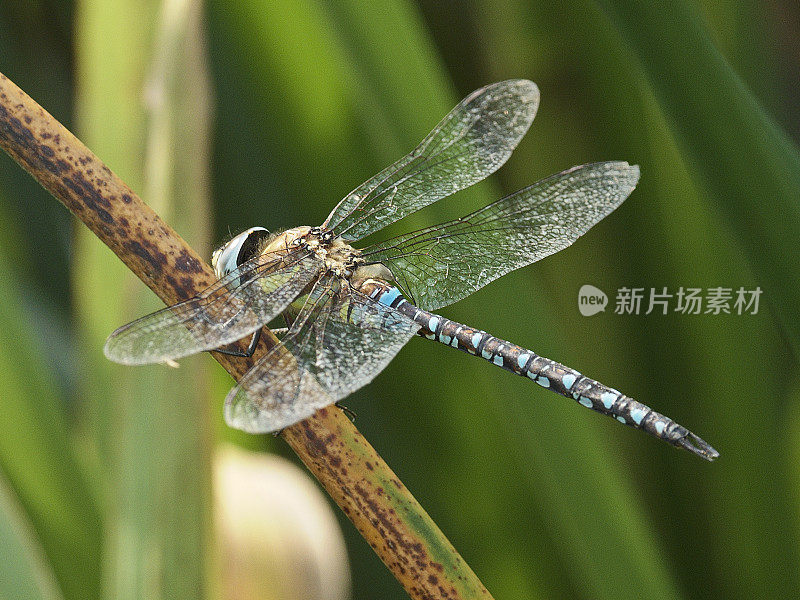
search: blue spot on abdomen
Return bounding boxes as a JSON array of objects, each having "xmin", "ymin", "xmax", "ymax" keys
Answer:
[
  {"xmin": 562, "ymin": 373, "xmax": 577, "ymax": 390},
  {"xmin": 600, "ymin": 392, "xmax": 617, "ymax": 410},
  {"xmin": 471, "ymin": 332, "xmax": 483, "ymax": 348},
  {"xmin": 630, "ymin": 407, "xmax": 647, "ymax": 425},
  {"xmin": 379, "ymin": 287, "xmax": 402, "ymax": 307},
  {"xmin": 428, "ymin": 316, "xmax": 440, "ymax": 334}
]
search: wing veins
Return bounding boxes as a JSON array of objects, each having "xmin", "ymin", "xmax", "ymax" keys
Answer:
[
  {"xmin": 334, "ymin": 145, "xmax": 476, "ymax": 240},
  {"xmin": 362, "ymin": 161, "xmax": 640, "ymax": 310},
  {"xmin": 323, "ymin": 80, "xmax": 539, "ymax": 241}
]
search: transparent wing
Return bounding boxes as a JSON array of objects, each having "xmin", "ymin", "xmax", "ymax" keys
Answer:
[
  {"xmin": 224, "ymin": 276, "xmax": 420, "ymax": 433},
  {"xmin": 361, "ymin": 162, "xmax": 640, "ymax": 310},
  {"xmin": 104, "ymin": 250, "xmax": 322, "ymax": 365},
  {"xmin": 322, "ymin": 79, "xmax": 539, "ymax": 241}
]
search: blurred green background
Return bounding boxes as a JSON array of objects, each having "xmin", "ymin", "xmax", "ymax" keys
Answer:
[{"xmin": 1, "ymin": 1, "xmax": 799, "ymax": 599}]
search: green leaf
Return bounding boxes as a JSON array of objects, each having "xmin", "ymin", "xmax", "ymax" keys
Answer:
[
  {"xmin": 0, "ymin": 237, "xmax": 102, "ymax": 600},
  {"xmin": 0, "ymin": 470, "xmax": 64, "ymax": 600},
  {"xmin": 597, "ymin": 0, "xmax": 800, "ymax": 355},
  {"xmin": 74, "ymin": 1, "xmax": 214, "ymax": 598}
]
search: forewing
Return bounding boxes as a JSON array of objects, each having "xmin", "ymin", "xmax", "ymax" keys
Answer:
[
  {"xmin": 362, "ymin": 161, "xmax": 639, "ymax": 310},
  {"xmin": 322, "ymin": 80, "xmax": 539, "ymax": 241},
  {"xmin": 224, "ymin": 279, "xmax": 420, "ymax": 433},
  {"xmin": 104, "ymin": 250, "xmax": 322, "ymax": 365}
]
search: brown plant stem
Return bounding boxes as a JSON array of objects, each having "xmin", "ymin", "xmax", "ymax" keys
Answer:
[{"xmin": 0, "ymin": 71, "xmax": 493, "ymax": 600}]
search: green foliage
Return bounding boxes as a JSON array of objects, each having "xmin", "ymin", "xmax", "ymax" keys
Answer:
[
  {"xmin": 0, "ymin": 471, "xmax": 63, "ymax": 600},
  {"xmin": 0, "ymin": 0, "xmax": 798, "ymax": 599}
]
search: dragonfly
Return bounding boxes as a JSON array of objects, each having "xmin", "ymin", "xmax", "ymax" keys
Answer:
[{"xmin": 104, "ymin": 79, "xmax": 718, "ymax": 460}]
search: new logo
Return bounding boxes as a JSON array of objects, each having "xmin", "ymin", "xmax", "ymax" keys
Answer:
[{"xmin": 578, "ymin": 284, "xmax": 608, "ymax": 316}]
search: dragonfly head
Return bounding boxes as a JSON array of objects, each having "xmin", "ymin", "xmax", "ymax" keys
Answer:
[{"xmin": 211, "ymin": 227, "xmax": 270, "ymax": 279}]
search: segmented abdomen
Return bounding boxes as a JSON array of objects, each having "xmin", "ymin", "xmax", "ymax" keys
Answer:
[{"xmin": 361, "ymin": 279, "xmax": 716, "ymax": 458}]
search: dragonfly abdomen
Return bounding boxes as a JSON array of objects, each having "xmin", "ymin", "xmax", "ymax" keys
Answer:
[{"xmin": 363, "ymin": 281, "xmax": 718, "ymax": 460}]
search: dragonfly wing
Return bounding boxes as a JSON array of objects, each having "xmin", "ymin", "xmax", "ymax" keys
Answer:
[
  {"xmin": 224, "ymin": 278, "xmax": 420, "ymax": 433},
  {"xmin": 322, "ymin": 80, "xmax": 539, "ymax": 241},
  {"xmin": 362, "ymin": 161, "xmax": 639, "ymax": 310},
  {"xmin": 104, "ymin": 251, "xmax": 322, "ymax": 365}
]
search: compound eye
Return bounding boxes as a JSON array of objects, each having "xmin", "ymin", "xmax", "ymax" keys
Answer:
[
  {"xmin": 212, "ymin": 227, "xmax": 269, "ymax": 279},
  {"xmin": 237, "ymin": 228, "xmax": 270, "ymax": 265}
]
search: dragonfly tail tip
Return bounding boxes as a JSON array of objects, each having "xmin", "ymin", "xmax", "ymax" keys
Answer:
[{"xmin": 676, "ymin": 431, "xmax": 719, "ymax": 461}]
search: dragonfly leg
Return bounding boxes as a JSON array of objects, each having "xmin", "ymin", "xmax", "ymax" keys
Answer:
[
  {"xmin": 211, "ymin": 328, "xmax": 262, "ymax": 358},
  {"xmin": 336, "ymin": 401, "xmax": 357, "ymax": 423}
]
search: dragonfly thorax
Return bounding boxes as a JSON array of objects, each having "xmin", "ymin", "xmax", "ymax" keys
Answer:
[
  {"xmin": 350, "ymin": 263, "xmax": 394, "ymax": 287},
  {"xmin": 315, "ymin": 236, "xmax": 362, "ymax": 277},
  {"xmin": 263, "ymin": 225, "xmax": 362, "ymax": 277},
  {"xmin": 261, "ymin": 225, "xmax": 312, "ymax": 254}
]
